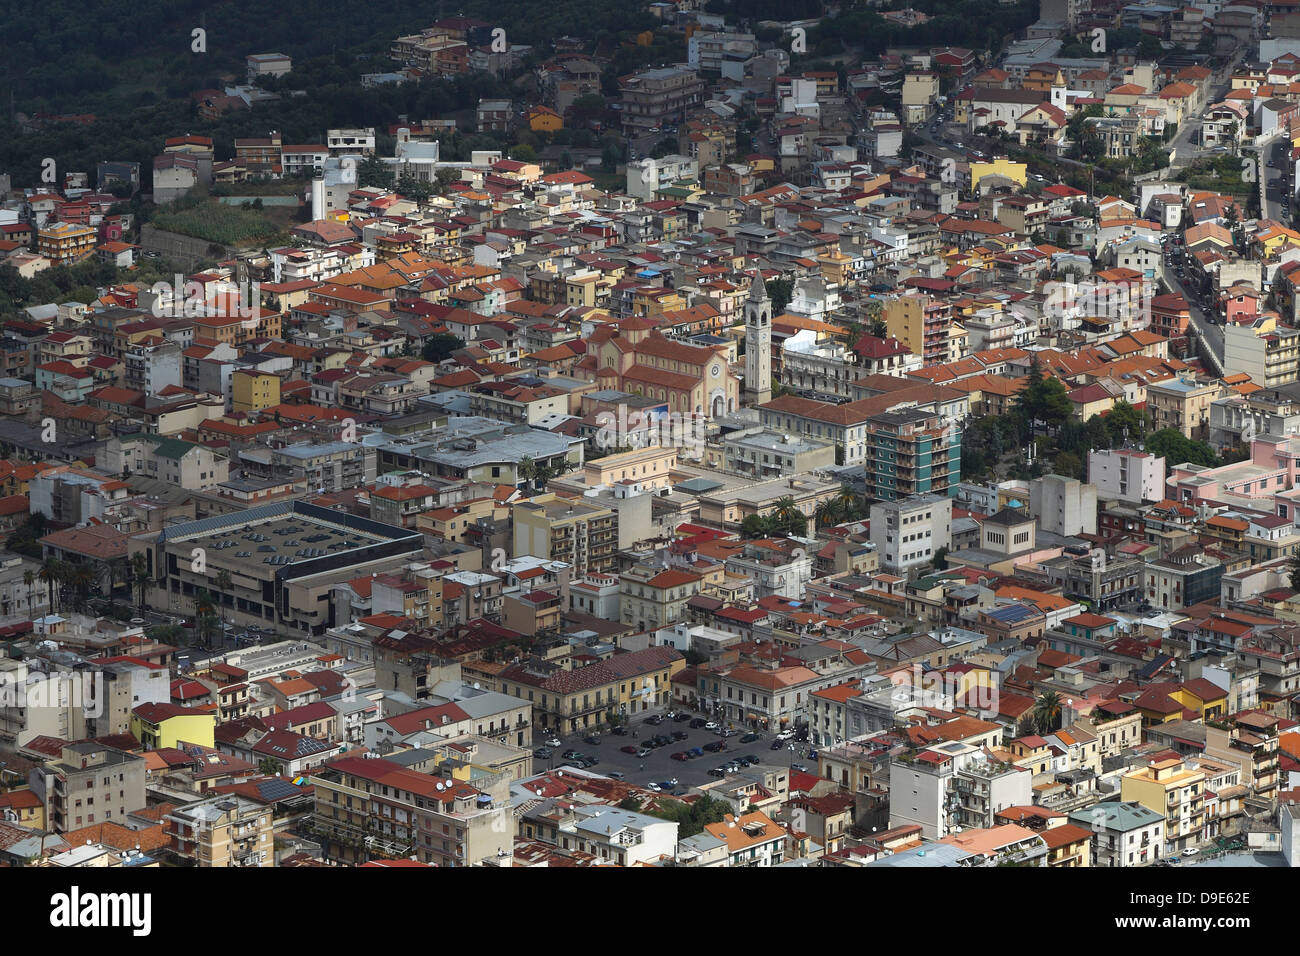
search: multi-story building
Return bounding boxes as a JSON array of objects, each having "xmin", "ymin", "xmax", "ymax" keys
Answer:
[
  {"xmin": 884, "ymin": 293, "xmax": 959, "ymax": 365},
  {"xmin": 497, "ymin": 645, "xmax": 684, "ymax": 733},
  {"xmin": 140, "ymin": 500, "xmax": 424, "ymax": 638},
  {"xmin": 44, "ymin": 742, "xmax": 147, "ymax": 833},
  {"xmin": 1223, "ymin": 321, "xmax": 1300, "ymax": 391},
  {"xmin": 869, "ymin": 495, "xmax": 953, "ymax": 574},
  {"xmin": 1144, "ymin": 545, "xmax": 1223, "ymax": 612},
  {"xmin": 164, "ymin": 795, "xmax": 274, "ymax": 867},
  {"xmin": 1068, "ymin": 802, "xmax": 1166, "ymax": 867},
  {"xmin": 123, "ymin": 339, "xmax": 182, "ymax": 396},
  {"xmin": 1120, "ymin": 756, "xmax": 1206, "ymax": 854},
  {"xmin": 512, "ymin": 494, "xmax": 617, "ymax": 575},
  {"xmin": 1204, "ymin": 711, "xmax": 1280, "ymax": 799},
  {"xmin": 1145, "ymin": 377, "xmax": 1224, "ymax": 441},
  {"xmin": 619, "ymin": 66, "xmax": 706, "ymax": 134},
  {"xmin": 37, "ymin": 222, "xmax": 96, "ymax": 266},
  {"xmin": 1087, "ymin": 449, "xmax": 1166, "ymax": 503},
  {"xmin": 862, "ymin": 409, "xmax": 962, "ymax": 501},
  {"xmin": 309, "ymin": 755, "xmax": 511, "ymax": 866},
  {"xmin": 724, "ymin": 539, "xmax": 816, "ymax": 600},
  {"xmin": 104, "ymin": 434, "xmax": 230, "ymax": 490},
  {"xmin": 620, "ymin": 566, "xmax": 702, "ymax": 631}
]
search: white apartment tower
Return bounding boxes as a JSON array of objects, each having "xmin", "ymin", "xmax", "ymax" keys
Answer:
[{"xmin": 745, "ymin": 272, "xmax": 772, "ymax": 406}]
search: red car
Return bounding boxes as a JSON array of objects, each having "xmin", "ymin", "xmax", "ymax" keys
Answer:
[
  {"xmin": 621, "ymin": 745, "xmax": 639, "ymax": 755},
  {"xmin": 671, "ymin": 751, "xmax": 688, "ymax": 761}
]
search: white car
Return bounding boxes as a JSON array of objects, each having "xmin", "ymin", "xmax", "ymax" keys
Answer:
[
  {"xmin": 545, "ymin": 737, "xmax": 562, "ymax": 748},
  {"xmin": 704, "ymin": 721, "xmax": 719, "ymax": 731},
  {"xmin": 1182, "ymin": 847, "xmax": 1200, "ymax": 857},
  {"xmin": 646, "ymin": 782, "xmax": 662, "ymax": 792},
  {"xmin": 777, "ymin": 730, "xmax": 795, "ymax": 741}
]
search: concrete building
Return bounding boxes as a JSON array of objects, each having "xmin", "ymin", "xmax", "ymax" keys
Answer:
[
  {"xmin": 1029, "ymin": 474, "xmax": 1097, "ymax": 537},
  {"xmin": 1087, "ymin": 449, "xmax": 1166, "ymax": 504},
  {"xmin": 1068, "ymin": 802, "xmax": 1166, "ymax": 867},
  {"xmin": 140, "ymin": 500, "xmax": 424, "ymax": 638},
  {"xmin": 512, "ymin": 494, "xmax": 617, "ymax": 574},
  {"xmin": 44, "ymin": 742, "xmax": 147, "ymax": 833},
  {"xmin": 105, "ymin": 434, "xmax": 229, "ymax": 489},
  {"xmin": 869, "ymin": 495, "xmax": 953, "ymax": 575},
  {"xmin": 1120, "ymin": 756, "xmax": 1206, "ymax": 855},
  {"xmin": 164, "ymin": 794, "xmax": 274, "ymax": 867}
]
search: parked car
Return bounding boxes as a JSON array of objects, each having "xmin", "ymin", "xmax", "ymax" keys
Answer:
[
  {"xmin": 534, "ymin": 748, "xmax": 553, "ymax": 759},
  {"xmin": 705, "ymin": 721, "xmax": 719, "ymax": 731},
  {"xmin": 562, "ymin": 749, "xmax": 582, "ymax": 760},
  {"xmin": 688, "ymin": 747, "xmax": 704, "ymax": 757},
  {"xmin": 545, "ymin": 737, "xmax": 562, "ymax": 747},
  {"xmin": 771, "ymin": 740, "xmax": 785, "ymax": 750},
  {"xmin": 610, "ymin": 725, "xmax": 628, "ymax": 736},
  {"xmin": 585, "ymin": 755, "xmax": 600, "ymax": 765},
  {"xmin": 658, "ymin": 778, "xmax": 678, "ymax": 789},
  {"xmin": 689, "ymin": 718, "xmax": 707, "ymax": 729},
  {"xmin": 607, "ymin": 771, "xmax": 625, "ymax": 780},
  {"xmin": 671, "ymin": 751, "xmax": 689, "ymax": 761},
  {"xmin": 671, "ymin": 731, "xmax": 689, "ymax": 741},
  {"xmin": 791, "ymin": 763, "xmax": 809, "ymax": 773},
  {"xmin": 739, "ymin": 755, "xmax": 759, "ymax": 766},
  {"xmin": 704, "ymin": 741, "xmax": 727, "ymax": 753},
  {"xmin": 674, "ymin": 713, "xmax": 693, "ymax": 723},
  {"xmin": 646, "ymin": 782, "xmax": 662, "ymax": 792},
  {"xmin": 709, "ymin": 767, "xmax": 727, "ymax": 777},
  {"xmin": 741, "ymin": 733, "xmax": 760, "ymax": 743},
  {"xmin": 621, "ymin": 745, "xmax": 640, "ymax": 755},
  {"xmin": 636, "ymin": 748, "xmax": 652, "ymax": 759},
  {"xmin": 583, "ymin": 734, "xmax": 601, "ymax": 746},
  {"xmin": 645, "ymin": 714, "xmax": 664, "ymax": 726}
]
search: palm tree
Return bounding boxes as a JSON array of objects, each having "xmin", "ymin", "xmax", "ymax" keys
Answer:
[
  {"xmin": 1034, "ymin": 691, "xmax": 1063, "ymax": 733},
  {"xmin": 130, "ymin": 552, "xmax": 152, "ymax": 611},
  {"xmin": 22, "ymin": 570, "xmax": 34, "ymax": 620},
  {"xmin": 103, "ymin": 557, "xmax": 126, "ymax": 599},
  {"xmin": 38, "ymin": 559, "xmax": 59, "ymax": 615},
  {"xmin": 70, "ymin": 562, "xmax": 96, "ymax": 612},
  {"xmin": 772, "ymin": 496, "xmax": 801, "ymax": 534},
  {"xmin": 815, "ymin": 499, "xmax": 841, "ymax": 528}
]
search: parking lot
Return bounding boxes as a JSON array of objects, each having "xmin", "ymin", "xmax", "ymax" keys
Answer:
[{"xmin": 532, "ymin": 709, "xmax": 816, "ymax": 793}]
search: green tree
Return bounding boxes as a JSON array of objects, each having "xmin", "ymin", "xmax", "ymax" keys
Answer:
[
  {"xmin": 356, "ymin": 155, "xmax": 392, "ymax": 190},
  {"xmin": 421, "ymin": 333, "xmax": 465, "ymax": 363},
  {"xmin": 1105, "ymin": 400, "xmax": 1147, "ymax": 446},
  {"xmin": 768, "ymin": 278, "xmax": 793, "ymax": 315},
  {"xmin": 130, "ymin": 551, "xmax": 152, "ymax": 611},
  {"xmin": 1034, "ymin": 691, "xmax": 1063, "ymax": 733},
  {"xmin": 1145, "ymin": 428, "xmax": 1218, "ymax": 468}
]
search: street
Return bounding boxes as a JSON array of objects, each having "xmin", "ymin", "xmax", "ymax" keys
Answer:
[
  {"xmin": 1157, "ymin": 247, "xmax": 1224, "ymax": 374},
  {"xmin": 534, "ymin": 710, "xmax": 815, "ymax": 794}
]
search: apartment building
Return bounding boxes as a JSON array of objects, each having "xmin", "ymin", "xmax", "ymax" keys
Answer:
[
  {"xmin": 1068, "ymin": 802, "xmax": 1166, "ymax": 867},
  {"xmin": 512, "ymin": 494, "xmax": 617, "ymax": 574},
  {"xmin": 1120, "ymin": 756, "xmax": 1206, "ymax": 855},
  {"xmin": 620, "ymin": 566, "xmax": 703, "ymax": 631},
  {"xmin": 309, "ymin": 755, "xmax": 510, "ymax": 866},
  {"xmin": 1087, "ymin": 449, "xmax": 1166, "ymax": 504},
  {"xmin": 104, "ymin": 434, "xmax": 230, "ymax": 490},
  {"xmin": 619, "ymin": 66, "xmax": 706, "ymax": 134},
  {"xmin": 164, "ymin": 795, "xmax": 274, "ymax": 867},
  {"xmin": 37, "ymin": 222, "xmax": 96, "ymax": 266},
  {"xmin": 44, "ymin": 743, "xmax": 147, "ymax": 833},
  {"xmin": 869, "ymin": 495, "xmax": 953, "ymax": 574},
  {"xmin": 1145, "ymin": 377, "xmax": 1224, "ymax": 441},
  {"xmin": 497, "ymin": 645, "xmax": 684, "ymax": 733}
]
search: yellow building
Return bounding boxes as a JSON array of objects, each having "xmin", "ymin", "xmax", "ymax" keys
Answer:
[
  {"xmin": 512, "ymin": 494, "xmax": 617, "ymax": 574},
  {"xmin": 37, "ymin": 222, "xmax": 96, "ymax": 266},
  {"xmin": 131, "ymin": 702, "xmax": 216, "ymax": 750},
  {"xmin": 527, "ymin": 106, "xmax": 563, "ymax": 132},
  {"xmin": 231, "ymin": 368, "xmax": 281, "ymax": 414},
  {"xmin": 968, "ymin": 159, "xmax": 1027, "ymax": 193},
  {"xmin": 0, "ymin": 789, "xmax": 45, "ymax": 830},
  {"xmin": 1120, "ymin": 756, "xmax": 1206, "ymax": 853},
  {"xmin": 497, "ymin": 644, "xmax": 684, "ymax": 734},
  {"xmin": 1042, "ymin": 823, "xmax": 1093, "ymax": 867}
]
